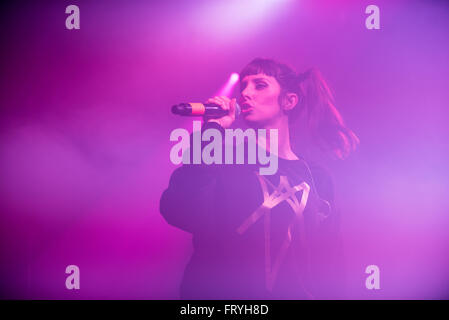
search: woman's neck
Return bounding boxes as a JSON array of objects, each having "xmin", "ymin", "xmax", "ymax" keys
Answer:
[{"xmin": 258, "ymin": 115, "xmax": 299, "ymax": 160}]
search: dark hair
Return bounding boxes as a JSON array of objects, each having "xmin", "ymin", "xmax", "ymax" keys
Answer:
[{"xmin": 239, "ymin": 58, "xmax": 359, "ymax": 162}]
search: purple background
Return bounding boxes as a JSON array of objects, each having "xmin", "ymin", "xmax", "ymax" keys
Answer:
[{"xmin": 0, "ymin": 0, "xmax": 448, "ymax": 299}]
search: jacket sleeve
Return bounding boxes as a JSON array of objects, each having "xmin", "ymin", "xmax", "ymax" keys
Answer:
[{"xmin": 159, "ymin": 121, "xmax": 224, "ymax": 234}]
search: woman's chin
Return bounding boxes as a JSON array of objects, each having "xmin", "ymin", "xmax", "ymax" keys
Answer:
[
  {"xmin": 242, "ymin": 113, "xmax": 257, "ymax": 123},
  {"xmin": 242, "ymin": 115, "xmax": 263, "ymax": 129}
]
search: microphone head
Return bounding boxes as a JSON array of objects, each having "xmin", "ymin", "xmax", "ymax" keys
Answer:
[
  {"xmin": 171, "ymin": 104, "xmax": 180, "ymax": 115},
  {"xmin": 171, "ymin": 103, "xmax": 189, "ymax": 115}
]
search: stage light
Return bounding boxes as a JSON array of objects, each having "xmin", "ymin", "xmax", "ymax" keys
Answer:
[
  {"xmin": 230, "ymin": 72, "xmax": 239, "ymax": 83},
  {"xmin": 191, "ymin": 0, "xmax": 291, "ymax": 42},
  {"xmin": 216, "ymin": 72, "xmax": 240, "ymax": 97}
]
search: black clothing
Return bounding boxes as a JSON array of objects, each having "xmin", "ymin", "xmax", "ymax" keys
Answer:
[{"xmin": 160, "ymin": 122, "xmax": 344, "ymax": 299}]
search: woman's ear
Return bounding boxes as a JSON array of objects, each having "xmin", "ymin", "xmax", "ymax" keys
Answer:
[{"xmin": 282, "ymin": 92, "xmax": 299, "ymax": 111}]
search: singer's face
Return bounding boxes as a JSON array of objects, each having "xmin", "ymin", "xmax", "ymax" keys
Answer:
[{"xmin": 239, "ymin": 73, "xmax": 283, "ymax": 127}]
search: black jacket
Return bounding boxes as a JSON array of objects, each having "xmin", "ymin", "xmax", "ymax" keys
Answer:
[{"xmin": 160, "ymin": 121, "xmax": 345, "ymax": 299}]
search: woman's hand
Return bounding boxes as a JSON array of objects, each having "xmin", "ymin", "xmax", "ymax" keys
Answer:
[{"xmin": 204, "ymin": 96, "xmax": 237, "ymax": 129}]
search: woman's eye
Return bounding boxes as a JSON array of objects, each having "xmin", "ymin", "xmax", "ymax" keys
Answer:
[{"xmin": 256, "ymin": 83, "xmax": 267, "ymax": 89}]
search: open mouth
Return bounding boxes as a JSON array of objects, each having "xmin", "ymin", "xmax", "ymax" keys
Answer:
[
  {"xmin": 241, "ymin": 103, "xmax": 254, "ymax": 114},
  {"xmin": 241, "ymin": 108, "xmax": 253, "ymax": 116}
]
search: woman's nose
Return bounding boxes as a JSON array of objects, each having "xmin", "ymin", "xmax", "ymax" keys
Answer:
[
  {"xmin": 239, "ymin": 93, "xmax": 251, "ymax": 105},
  {"xmin": 240, "ymin": 87, "xmax": 253, "ymax": 101}
]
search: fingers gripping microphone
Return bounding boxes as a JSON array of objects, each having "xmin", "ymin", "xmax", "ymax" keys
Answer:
[{"xmin": 171, "ymin": 102, "xmax": 241, "ymax": 119}]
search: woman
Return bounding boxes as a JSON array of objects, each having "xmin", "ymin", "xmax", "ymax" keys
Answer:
[{"xmin": 160, "ymin": 58, "xmax": 359, "ymax": 299}]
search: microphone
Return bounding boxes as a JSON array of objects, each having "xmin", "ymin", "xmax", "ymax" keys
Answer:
[{"xmin": 171, "ymin": 102, "xmax": 241, "ymax": 119}]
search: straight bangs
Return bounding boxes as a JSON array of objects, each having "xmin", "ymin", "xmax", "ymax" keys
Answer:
[
  {"xmin": 239, "ymin": 58, "xmax": 299, "ymax": 93},
  {"xmin": 239, "ymin": 58, "xmax": 281, "ymax": 82}
]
